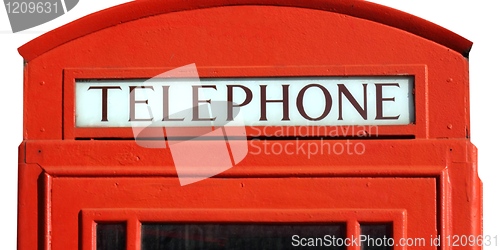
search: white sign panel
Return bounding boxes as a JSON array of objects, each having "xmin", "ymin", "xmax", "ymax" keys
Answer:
[{"xmin": 75, "ymin": 77, "xmax": 414, "ymax": 127}]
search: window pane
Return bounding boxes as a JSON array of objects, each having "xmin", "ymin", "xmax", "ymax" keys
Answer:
[
  {"xmin": 141, "ymin": 223, "xmax": 346, "ymax": 250},
  {"xmin": 96, "ymin": 223, "xmax": 126, "ymax": 250},
  {"xmin": 360, "ymin": 223, "xmax": 393, "ymax": 250}
]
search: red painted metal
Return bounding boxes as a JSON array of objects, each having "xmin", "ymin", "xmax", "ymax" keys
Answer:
[
  {"xmin": 17, "ymin": 0, "xmax": 481, "ymax": 249},
  {"xmin": 18, "ymin": 0, "xmax": 472, "ymax": 61}
]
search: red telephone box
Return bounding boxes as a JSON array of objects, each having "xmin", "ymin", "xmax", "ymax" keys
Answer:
[{"xmin": 18, "ymin": 0, "xmax": 481, "ymax": 249}]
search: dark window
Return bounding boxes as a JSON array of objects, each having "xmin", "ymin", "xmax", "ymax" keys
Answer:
[
  {"xmin": 96, "ymin": 223, "xmax": 126, "ymax": 250},
  {"xmin": 141, "ymin": 223, "xmax": 346, "ymax": 250},
  {"xmin": 360, "ymin": 223, "xmax": 393, "ymax": 250}
]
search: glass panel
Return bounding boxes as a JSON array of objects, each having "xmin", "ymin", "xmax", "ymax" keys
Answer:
[
  {"xmin": 96, "ymin": 223, "xmax": 126, "ymax": 250},
  {"xmin": 141, "ymin": 223, "xmax": 346, "ymax": 250},
  {"xmin": 360, "ymin": 223, "xmax": 393, "ymax": 250}
]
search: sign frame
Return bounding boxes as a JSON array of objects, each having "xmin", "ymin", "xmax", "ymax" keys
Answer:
[{"xmin": 63, "ymin": 65, "xmax": 428, "ymax": 139}]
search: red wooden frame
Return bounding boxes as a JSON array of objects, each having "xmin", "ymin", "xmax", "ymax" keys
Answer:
[{"xmin": 82, "ymin": 208, "xmax": 406, "ymax": 250}]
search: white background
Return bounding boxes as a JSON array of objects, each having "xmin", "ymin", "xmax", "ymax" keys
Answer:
[{"xmin": 0, "ymin": 0, "xmax": 497, "ymax": 249}]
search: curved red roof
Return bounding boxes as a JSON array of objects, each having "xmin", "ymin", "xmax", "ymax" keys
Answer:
[{"xmin": 18, "ymin": 0, "xmax": 472, "ymax": 61}]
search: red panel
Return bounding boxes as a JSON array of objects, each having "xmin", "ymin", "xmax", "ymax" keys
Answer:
[
  {"xmin": 20, "ymin": 139, "xmax": 482, "ymax": 250},
  {"xmin": 17, "ymin": 137, "xmax": 481, "ymax": 250},
  {"xmin": 53, "ymin": 177, "xmax": 434, "ymax": 250},
  {"xmin": 24, "ymin": 140, "xmax": 461, "ymax": 171}
]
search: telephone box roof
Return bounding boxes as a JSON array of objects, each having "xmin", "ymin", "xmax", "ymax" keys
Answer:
[{"xmin": 18, "ymin": 0, "xmax": 473, "ymax": 61}]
